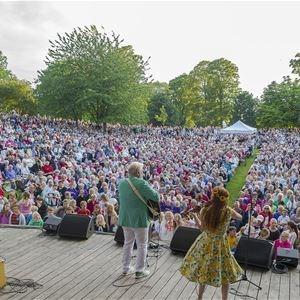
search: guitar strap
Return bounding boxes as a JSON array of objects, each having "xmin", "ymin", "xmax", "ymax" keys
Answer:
[{"xmin": 126, "ymin": 178, "xmax": 158, "ymax": 216}]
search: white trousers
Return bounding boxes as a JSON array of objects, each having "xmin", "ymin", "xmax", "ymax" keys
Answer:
[{"xmin": 122, "ymin": 226, "xmax": 149, "ymax": 273}]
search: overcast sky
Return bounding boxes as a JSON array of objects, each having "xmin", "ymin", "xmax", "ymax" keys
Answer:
[{"xmin": 0, "ymin": 0, "xmax": 299, "ymax": 97}]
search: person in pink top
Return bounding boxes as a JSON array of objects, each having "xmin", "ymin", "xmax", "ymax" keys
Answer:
[
  {"xmin": 18, "ymin": 192, "xmax": 32, "ymax": 224},
  {"xmin": 273, "ymin": 231, "xmax": 292, "ymax": 258},
  {"xmin": 0, "ymin": 202, "xmax": 11, "ymax": 224}
]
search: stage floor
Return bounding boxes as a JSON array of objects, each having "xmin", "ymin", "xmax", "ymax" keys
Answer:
[{"xmin": 0, "ymin": 227, "xmax": 299, "ymax": 300}]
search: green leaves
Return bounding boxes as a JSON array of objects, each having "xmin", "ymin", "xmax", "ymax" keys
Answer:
[
  {"xmin": 290, "ymin": 53, "xmax": 300, "ymax": 77},
  {"xmin": 191, "ymin": 58, "xmax": 240, "ymax": 126},
  {"xmin": 147, "ymin": 82, "xmax": 179, "ymax": 126},
  {"xmin": 1, "ymin": 36, "xmax": 299, "ymax": 129},
  {"xmin": 0, "ymin": 51, "xmax": 13, "ymax": 80},
  {"xmin": 155, "ymin": 105, "xmax": 168, "ymax": 125},
  {"xmin": 232, "ymin": 90, "xmax": 258, "ymax": 126},
  {"xmin": 256, "ymin": 78, "xmax": 300, "ymax": 128},
  {"xmin": 0, "ymin": 50, "xmax": 36, "ymax": 114},
  {"xmin": 166, "ymin": 58, "xmax": 240, "ymax": 127},
  {"xmin": 169, "ymin": 73, "xmax": 196, "ymax": 127},
  {"xmin": 0, "ymin": 79, "xmax": 36, "ymax": 114},
  {"xmin": 36, "ymin": 25, "xmax": 150, "ymax": 127},
  {"xmin": 255, "ymin": 54, "xmax": 300, "ymax": 128},
  {"xmin": 0, "ymin": 51, "xmax": 8, "ymax": 70}
]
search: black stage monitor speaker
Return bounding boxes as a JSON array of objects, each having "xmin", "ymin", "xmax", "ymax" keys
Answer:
[
  {"xmin": 114, "ymin": 226, "xmax": 125, "ymax": 245},
  {"xmin": 276, "ymin": 248, "xmax": 299, "ymax": 268},
  {"xmin": 234, "ymin": 236, "xmax": 274, "ymax": 270},
  {"xmin": 170, "ymin": 226, "xmax": 201, "ymax": 254},
  {"xmin": 58, "ymin": 214, "xmax": 94, "ymax": 239}
]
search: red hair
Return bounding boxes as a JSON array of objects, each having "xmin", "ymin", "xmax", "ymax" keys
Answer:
[{"xmin": 202, "ymin": 186, "xmax": 229, "ymax": 232}]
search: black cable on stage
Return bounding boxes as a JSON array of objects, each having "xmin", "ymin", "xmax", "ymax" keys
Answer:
[
  {"xmin": 0, "ymin": 277, "xmax": 43, "ymax": 294},
  {"xmin": 149, "ymin": 239, "xmax": 170, "ymax": 250},
  {"xmin": 271, "ymin": 262, "xmax": 289, "ymax": 274}
]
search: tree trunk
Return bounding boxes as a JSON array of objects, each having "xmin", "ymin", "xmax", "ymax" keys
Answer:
[{"xmin": 102, "ymin": 122, "xmax": 107, "ymax": 132}]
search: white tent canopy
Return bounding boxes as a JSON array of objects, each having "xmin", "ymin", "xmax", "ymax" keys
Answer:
[{"xmin": 220, "ymin": 120, "xmax": 257, "ymax": 134}]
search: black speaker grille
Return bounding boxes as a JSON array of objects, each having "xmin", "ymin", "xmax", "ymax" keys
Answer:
[
  {"xmin": 58, "ymin": 214, "xmax": 94, "ymax": 239},
  {"xmin": 170, "ymin": 226, "xmax": 201, "ymax": 254},
  {"xmin": 234, "ymin": 236, "xmax": 274, "ymax": 269}
]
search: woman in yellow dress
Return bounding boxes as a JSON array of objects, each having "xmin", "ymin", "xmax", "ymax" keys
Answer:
[{"xmin": 180, "ymin": 186, "xmax": 243, "ymax": 300}]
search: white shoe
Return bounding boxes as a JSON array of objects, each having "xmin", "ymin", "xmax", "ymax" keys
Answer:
[
  {"xmin": 122, "ymin": 266, "xmax": 135, "ymax": 276},
  {"xmin": 135, "ymin": 270, "xmax": 150, "ymax": 279}
]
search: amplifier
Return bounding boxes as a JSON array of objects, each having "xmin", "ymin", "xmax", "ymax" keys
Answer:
[{"xmin": 276, "ymin": 248, "xmax": 299, "ymax": 268}]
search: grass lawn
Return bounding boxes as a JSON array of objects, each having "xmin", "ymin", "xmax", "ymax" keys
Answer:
[{"xmin": 226, "ymin": 148, "xmax": 259, "ymax": 206}]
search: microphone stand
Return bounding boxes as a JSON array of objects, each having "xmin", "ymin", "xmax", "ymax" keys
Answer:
[{"xmin": 231, "ymin": 200, "xmax": 262, "ymax": 298}]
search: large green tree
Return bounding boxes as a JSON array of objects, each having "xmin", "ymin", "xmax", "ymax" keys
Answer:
[
  {"xmin": 148, "ymin": 81, "xmax": 180, "ymax": 126},
  {"xmin": 169, "ymin": 74, "xmax": 198, "ymax": 127},
  {"xmin": 0, "ymin": 50, "xmax": 36, "ymax": 113},
  {"xmin": 232, "ymin": 90, "xmax": 258, "ymax": 126},
  {"xmin": 191, "ymin": 58, "xmax": 240, "ymax": 126},
  {"xmin": 36, "ymin": 25, "xmax": 150, "ymax": 128},
  {"xmin": 167, "ymin": 58, "xmax": 240, "ymax": 128},
  {"xmin": 0, "ymin": 79, "xmax": 36, "ymax": 114},
  {"xmin": 256, "ymin": 54, "xmax": 300, "ymax": 128},
  {"xmin": 148, "ymin": 82, "xmax": 168, "ymax": 125},
  {"xmin": 257, "ymin": 78, "xmax": 300, "ymax": 128},
  {"xmin": 36, "ymin": 60, "xmax": 86, "ymax": 121}
]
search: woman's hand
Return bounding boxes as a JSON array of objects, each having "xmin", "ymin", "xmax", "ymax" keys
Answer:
[{"xmin": 191, "ymin": 212, "xmax": 201, "ymax": 229}]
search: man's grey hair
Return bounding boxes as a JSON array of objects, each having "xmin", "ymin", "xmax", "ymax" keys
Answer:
[{"xmin": 128, "ymin": 162, "xmax": 143, "ymax": 178}]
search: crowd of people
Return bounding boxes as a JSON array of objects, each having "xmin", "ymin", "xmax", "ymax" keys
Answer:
[
  {"xmin": 227, "ymin": 130, "xmax": 300, "ymax": 254},
  {"xmin": 0, "ymin": 113, "xmax": 252, "ymax": 234},
  {"xmin": 0, "ymin": 113, "xmax": 299, "ymax": 255}
]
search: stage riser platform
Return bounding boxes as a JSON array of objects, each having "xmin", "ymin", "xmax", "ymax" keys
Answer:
[{"xmin": 0, "ymin": 228, "xmax": 299, "ymax": 299}]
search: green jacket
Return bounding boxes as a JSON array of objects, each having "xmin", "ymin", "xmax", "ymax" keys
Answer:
[
  {"xmin": 28, "ymin": 219, "xmax": 44, "ymax": 228},
  {"xmin": 118, "ymin": 176, "xmax": 160, "ymax": 228}
]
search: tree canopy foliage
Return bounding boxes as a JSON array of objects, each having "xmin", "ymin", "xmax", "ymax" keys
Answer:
[
  {"xmin": 0, "ymin": 51, "xmax": 36, "ymax": 114},
  {"xmin": 148, "ymin": 56, "xmax": 299, "ymax": 128},
  {"xmin": 0, "ymin": 51, "xmax": 12, "ymax": 80},
  {"xmin": 1, "ymin": 28, "xmax": 299, "ymax": 128},
  {"xmin": 256, "ymin": 78, "xmax": 300, "ymax": 128},
  {"xmin": 254, "ymin": 53, "xmax": 300, "ymax": 128},
  {"xmin": 191, "ymin": 58, "xmax": 240, "ymax": 126},
  {"xmin": 149, "ymin": 58, "xmax": 240, "ymax": 127},
  {"xmin": 232, "ymin": 90, "xmax": 257, "ymax": 126},
  {"xmin": 147, "ymin": 82, "xmax": 177, "ymax": 126},
  {"xmin": 290, "ymin": 53, "xmax": 300, "ymax": 77},
  {"xmin": 36, "ymin": 25, "xmax": 150, "ymax": 127}
]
